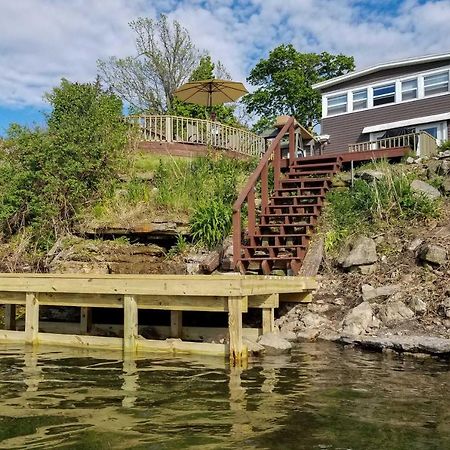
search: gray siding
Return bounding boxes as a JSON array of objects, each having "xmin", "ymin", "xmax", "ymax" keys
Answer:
[
  {"xmin": 321, "ymin": 60, "xmax": 450, "ymax": 94},
  {"xmin": 322, "ymin": 94, "xmax": 450, "ymax": 153}
]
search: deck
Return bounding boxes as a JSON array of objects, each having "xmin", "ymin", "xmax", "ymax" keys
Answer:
[{"xmin": 0, "ymin": 273, "xmax": 316, "ymax": 364}]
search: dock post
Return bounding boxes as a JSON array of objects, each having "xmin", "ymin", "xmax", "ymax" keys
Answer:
[
  {"xmin": 4, "ymin": 305, "xmax": 16, "ymax": 330},
  {"xmin": 124, "ymin": 295, "xmax": 138, "ymax": 353},
  {"xmin": 228, "ymin": 296, "xmax": 247, "ymax": 365},
  {"xmin": 170, "ymin": 311, "xmax": 182, "ymax": 338},
  {"xmin": 80, "ymin": 307, "xmax": 92, "ymax": 334},
  {"xmin": 262, "ymin": 308, "xmax": 274, "ymax": 334},
  {"xmin": 25, "ymin": 293, "xmax": 39, "ymax": 345}
]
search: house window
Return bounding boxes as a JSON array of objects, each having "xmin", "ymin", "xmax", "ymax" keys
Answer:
[
  {"xmin": 327, "ymin": 93, "xmax": 347, "ymax": 116},
  {"xmin": 401, "ymin": 79, "xmax": 417, "ymax": 101},
  {"xmin": 352, "ymin": 89, "xmax": 367, "ymax": 111},
  {"xmin": 424, "ymin": 71, "xmax": 449, "ymax": 96},
  {"xmin": 373, "ymin": 83, "xmax": 395, "ymax": 106}
]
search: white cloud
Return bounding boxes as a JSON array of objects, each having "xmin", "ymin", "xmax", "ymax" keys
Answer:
[{"xmin": 1, "ymin": 0, "xmax": 450, "ymax": 109}]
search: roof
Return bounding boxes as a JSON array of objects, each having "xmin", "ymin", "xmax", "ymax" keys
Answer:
[
  {"xmin": 260, "ymin": 124, "xmax": 314, "ymax": 140},
  {"xmin": 312, "ymin": 52, "xmax": 450, "ymax": 91}
]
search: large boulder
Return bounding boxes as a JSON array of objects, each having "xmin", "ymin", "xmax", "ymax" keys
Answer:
[
  {"xmin": 340, "ymin": 237, "xmax": 378, "ymax": 270},
  {"xmin": 410, "ymin": 179, "xmax": 441, "ymax": 201},
  {"xmin": 357, "ymin": 170, "xmax": 385, "ymax": 182},
  {"xmin": 378, "ymin": 300, "xmax": 414, "ymax": 325},
  {"xmin": 257, "ymin": 332, "xmax": 292, "ymax": 355},
  {"xmin": 361, "ymin": 284, "xmax": 401, "ymax": 302},
  {"xmin": 417, "ymin": 243, "xmax": 448, "ymax": 266},
  {"xmin": 341, "ymin": 301, "xmax": 380, "ymax": 336}
]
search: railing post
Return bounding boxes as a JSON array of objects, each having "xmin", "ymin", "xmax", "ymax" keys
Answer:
[
  {"xmin": 261, "ymin": 163, "xmax": 269, "ymax": 213},
  {"xmin": 289, "ymin": 123, "xmax": 295, "ymax": 163},
  {"xmin": 232, "ymin": 209, "xmax": 242, "ymax": 269},
  {"xmin": 166, "ymin": 116, "xmax": 172, "ymax": 143},
  {"xmin": 273, "ymin": 142, "xmax": 281, "ymax": 190},
  {"xmin": 247, "ymin": 188, "xmax": 256, "ymax": 237}
]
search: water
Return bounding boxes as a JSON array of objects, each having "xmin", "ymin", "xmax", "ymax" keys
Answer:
[{"xmin": 0, "ymin": 342, "xmax": 448, "ymax": 450}]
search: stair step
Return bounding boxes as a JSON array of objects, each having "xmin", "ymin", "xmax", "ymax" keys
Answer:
[
  {"xmin": 294, "ymin": 155, "xmax": 342, "ymax": 163},
  {"xmin": 261, "ymin": 212, "xmax": 319, "ymax": 217},
  {"xmin": 290, "ymin": 162, "xmax": 339, "ymax": 170}
]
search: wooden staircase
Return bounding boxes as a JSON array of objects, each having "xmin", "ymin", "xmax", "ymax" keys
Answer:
[{"xmin": 232, "ymin": 117, "xmax": 342, "ymax": 275}]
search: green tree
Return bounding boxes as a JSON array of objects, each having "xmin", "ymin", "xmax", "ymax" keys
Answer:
[
  {"xmin": 243, "ymin": 44, "xmax": 355, "ymax": 130},
  {"xmin": 0, "ymin": 79, "xmax": 127, "ymax": 248},
  {"xmin": 98, "ymin": 14, "xmax": 200, "ymax": 113}
]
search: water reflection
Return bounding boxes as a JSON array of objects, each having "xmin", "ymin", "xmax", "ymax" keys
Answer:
[{"xmin": 0, "ymin": 343, "xmax": 448, "ymax": 449}]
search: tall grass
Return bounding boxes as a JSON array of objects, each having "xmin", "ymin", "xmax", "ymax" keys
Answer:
[{"xmin": 324, "ymin": 163, "xmax": 441, "ymax": 252}]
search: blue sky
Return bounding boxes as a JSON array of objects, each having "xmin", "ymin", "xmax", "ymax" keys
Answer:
[{"xmin": 1, "ymin": 0, "xmax": 450, "ymax": 134}]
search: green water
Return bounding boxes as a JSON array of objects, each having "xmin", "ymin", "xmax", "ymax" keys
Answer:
[{"xmin": 0, "ymin": 342, "xmax": 448, "ymax": 450}]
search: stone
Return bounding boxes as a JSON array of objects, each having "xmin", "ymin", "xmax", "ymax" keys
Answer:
[
  {"xmin": 361, "ymin": 283, "xmax": 401, "ymax": 302},
  {"xmin": 300, "ymin": 311, "xmax": 331, "ymax": 329},
  {"xmin": 186, "ymin": 262, "xmax": 201, "ymax": 275},
  {"xmin": 407, "ymin": 297, "xmax": 427, "ymax": 315},
  {"xmin": 417, "ymin": 243, "xmax": 448, "ymax": 266},
  {"xmin": 378, "ymin": 300, "xmax": 415, "ymax": 325},
  {"xmin": 358, "ymin": 170, "xmax": 385, "ymax": 182},
  {"xmin": 410, "ymin": 179, "xmax": 441, "ymax": 200},
  {"xmin": 441, "ymin": 178, "xmax": 450, "ymax": 195},
  {"xmin": 278, "ymin": 330, "xmax": 297, "ymax": 342},
  {"xmin": 341, "ymin": 301, "xmax": 380, "ymax": 336},
  {"xmin": 257, "ymin": 332, "xmax": 292, "ymax": 355},
  {"xmin": 438, "ymin": 150, "xmax": 450, "ymax": 159},
  {"xmin": 341, "ymin": 236, "xmax": 377, "ymax": 269},
  {"xmin": 307, "ymin": 303, "xmax": 330, "ymax": 314},
  {"xmin": 296, "ymin": 328, "xmax": 321, "ymax": 340},
  {"xmin": 243, "ymin": 337, "xmax": 265, "ymax": 355},
  {"xmin": 406, "ymin": 156, "xmax": 415, "ymax": 164},
  {"xmin": 438, "ymin": 298, "xmax": 450, "ymax": 319},
  {"xmin": 407, "ymin": 238, "xmax": 424, "ymax": 252},
  {"xmin": 355, "ymin": 263, "xmax": 378, "ymax": 275},
  {"xmin": 426, "ymin": 159, "xmax": 441, "ymax": 177}
]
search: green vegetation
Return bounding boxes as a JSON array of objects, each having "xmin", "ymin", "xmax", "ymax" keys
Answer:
[
  {"xmin": 0, "ymin": 79, "xmax": 127, "ymax": 250},
  {"xmin": 323, "ymin": 163, "xmax": 441, "ymax": 253}
]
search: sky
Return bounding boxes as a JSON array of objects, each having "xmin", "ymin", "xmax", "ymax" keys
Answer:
[{"xmin": 1, "ymin": 0, "xmax": 450, "ymax": 133}]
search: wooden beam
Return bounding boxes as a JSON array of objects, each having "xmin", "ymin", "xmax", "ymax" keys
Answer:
[
  {"xmin": 248, "ymin": 293, "xmax": 279, "ymax": 308},
  {"xmin": 0, "ymin": 292, "xmax": 26, "ymax": 305},
  {"xmin": 279, "ymin": 292, "xmax": 313, "ymax": 303},
  {"xmin": 228, "ymin": 296, "xmax": 247, "ymax": 365},
  {"xmin": 123, "ymin": 295, "xmax": 138, "ymax": 353},
  {"xmin": 39, "ymin": 293, "xmax": 123, "ymax": 308},
  {"xmin": 80, "ymin": 307, "xmax": 92, "ymax": 334},
  {"xmin": 4, "ymin": 305, "xmax": 16, "ymax": 330},
  {"xmin": 137, "ymin": 295, "xmax": 236, "ymax": 312},
  {"xmin": 25, "ymin": 293, "xmax": 39, "ymax": 345},
  {"xmin": 262, "ymin": 308, "xmax": 274, "ymax": 335},
  {"xmin": 170, "ymin": 311, "xmax": 182, "ymax": 338}
]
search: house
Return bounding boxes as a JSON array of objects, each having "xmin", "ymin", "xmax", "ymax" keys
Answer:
[{"xmin": 313, "ymin": 52, "xmax": 450, "ymax": 155}]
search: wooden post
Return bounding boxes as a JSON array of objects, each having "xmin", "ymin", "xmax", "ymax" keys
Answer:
[
  {"xmin": 124, "ymin": 295, "xmax": 138, "ymax": 353},
  {"xmin": 170, "ymin": 311, "xmax": 182, "ymax": 338},
  {"xmin": 228, "ymin": 296, "xmax": 247, "ymax": 365},
  {"xmin": 261, "ymin": 163, "xmax": 269, "ymax": 212},
  {"xmin": 273, "ymin": 142, "xmax": 281, "ymax": 190},
  {"xmin": 262, "ymin": 308, "xmax": 274, "ymax": 335},
  {"xmin": 289, "ymin": 123, "xmax": 295, "ymax": 163},
  {"xmin": 247, "ymin": 188, "xmax": 256, "ymax": 236},
  {"xmin": 232, "ymin": 209, "xmax": 241, "ymax": 269},
  {"xmin": 25, "ymin": 293, "xmax": 39, "ymax": 345},
  {"xmin": 4, "ymin": 305, "xmax": 16, "ymax": 330},
  {"xmin": 80, "ymin": 307, "xmax": 92, "ymax": 334}
]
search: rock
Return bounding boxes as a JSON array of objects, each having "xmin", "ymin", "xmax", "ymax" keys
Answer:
[
  {"xmin": 257, "ymin": 332, "xmax": 292, "ymax": 355},
  {"xmin": 300, "ymin": 311, "xmax": 331, "ymax": 329},
  {"xmin": 243, "ymin": 337, "xmax": 265, "ymax": 355},
  {"xmin": 361, "ymin": 283, "xmax": 401, "ymax": 302},
  {"xmin": 354, "ymin": 263, "xmax": 378, "ymax": 275},
  {"xmin": 407, "ymin": 297, "xmax": 427, "ymax": 315},
  {"xmin": 410, "ymin": 179, "xmax": 441, "ymax": 200},
  {"xmin": 307, "ymin": 303, "xmax": 330, "ymax": 314},
  {"xmin": 220, "ymin": 237, "xmax": 234, "ymax": 271},
  {"xmin": 438, "ymin": 298, "xmax": 450, "ymax": 319},
  {"xmin": 426, "ymin": 159, "xmax": 441, "ymax": 177},
  {"xmin": 341, "ymin": 236, "xmax": 377, "ymax": 269},
  {"xmin": 186, "ymin": 262, "xmax": 201, "ymax": 275},
  {"xmin": 341, "ymin": 301, "xmax": 380, "ymax": 336},
  {"xmin": 441, "ymin": 178, "xmax": 450, "ymax": 195},
  {"xmin": 378, "ymin": 300, "xmax": 415, "ymax": 325},
  {"xmin": 407, "ymin": 238, "xmax": 424, "ymax": 252},
  {"xmin": 438, "ymin": 149, "xmax": 450, "ymax": 159},
  {"xmin": 278, "ymin": 330, "xmax": 297, "ymax": 342},
  {"xmin": 358, "ymin": 170, "xmax": 385, "ymax": 182},
  {"xmin": 417, "ymin": 243, "xmax": 448, "ymax": 266},
  {"xmin": 406, "ymin": 156, "xmax": 415, "ymax": 164},
  {"xmin": 296, "ymin": 328, "xmax": 321, "ymax": 341}
]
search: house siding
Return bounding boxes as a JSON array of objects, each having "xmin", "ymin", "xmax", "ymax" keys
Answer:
[
  {"xmin": 320, "ymin": 60, "xmax": 450, "ymax": 94},
  {"xmin": 321, "ymin": 94, "xmax": 450, "ymax": 153}
]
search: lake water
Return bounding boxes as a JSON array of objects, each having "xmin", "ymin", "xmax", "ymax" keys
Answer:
[{"xmin": 0, "ymin": 342, "xmax": 448, "ymax": 449}]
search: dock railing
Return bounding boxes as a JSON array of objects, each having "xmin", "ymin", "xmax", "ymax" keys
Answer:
[
  {"xmin": 128, "ymin": 114, "xmax": 265, "ymax": 157},
  {"xmin": 348, "ymin": 131, "xmax": 438, "ymax": 157},
  {"xmin": 232, "ymin": 117, "xmax": 297, "ymax": 271}
]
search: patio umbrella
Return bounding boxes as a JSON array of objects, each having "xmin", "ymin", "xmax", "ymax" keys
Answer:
[{"xmin": 173, "ymin": 79, "xmax": 248, "ymax": 109}]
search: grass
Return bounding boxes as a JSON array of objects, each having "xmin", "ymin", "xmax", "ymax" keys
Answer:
[{"xmin": 322, "ymin": 161, "xmax": 441, "ymax": 253}]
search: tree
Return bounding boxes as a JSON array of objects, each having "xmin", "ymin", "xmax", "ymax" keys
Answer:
[
  {"xmin": 243, "ymin": 44, "xmax": 355, "ymax": 130},
  {"xmin": 97, "ymin": 14, "xmax": 200, "ymax": 113}
]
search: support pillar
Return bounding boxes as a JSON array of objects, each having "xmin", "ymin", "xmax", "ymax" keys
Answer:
[
  {"xmin": 228, "ymin": 296, "xmax": 247, "ymax": 365},
  {"xmin": 170, "ymin": 311, "xmax": 182, "ymax": 338},
  {"xmin": 4, "ymin": 305, "xmax": 16, "ymax": 330},
  {"xmin": 262, "ymin": 308, "xmax": 274, "ymax": 335},
  {"xmin": 124, "ymin": 295, "xmax": 138, "ymax": 353},
  {"xmin": 25, "ymin": 293, "xmax": 39, "ymax": 345},
  {"xmin": 80, "ymin": 307, "xmax": 92, "ymax": 334}
]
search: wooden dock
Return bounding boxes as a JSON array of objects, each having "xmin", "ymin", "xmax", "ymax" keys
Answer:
[{"xmin": 0, "ymin": 274, "xmax": 316, "ymax": 364}]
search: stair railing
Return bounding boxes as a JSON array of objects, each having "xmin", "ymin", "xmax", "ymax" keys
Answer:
[{"xmin": 232, "ymin": 116, "xmax": 297, "ymax": 269}]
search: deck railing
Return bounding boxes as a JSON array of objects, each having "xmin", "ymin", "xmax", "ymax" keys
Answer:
[
  {"xmin": 348, "ymin": 131, "xmax": 438, "ymax": 157},
  {"xmin": 232, "ymin": 117, "xmax": 297, "ymax": 270},
  {"xmin": 128, "ymin": 114, "xmax": 265, "ymax": 157}
]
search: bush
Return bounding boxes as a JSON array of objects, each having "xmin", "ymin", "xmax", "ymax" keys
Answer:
[
  {"xmin": 0, "ymin": 79, "xmax": 127, "ymax": 248},
  {"xmin": 324, "ymin": 165, "xmax": 440, "ymax": 252}
]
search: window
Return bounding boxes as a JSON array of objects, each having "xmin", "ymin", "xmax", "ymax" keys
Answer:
[
  {"xmin": 424, "ymin": 71, "xmax": 449, "ymax": 96},
  {"xmin": 352, "ymin": 89, "xmax": 367, "ymax": 110},
  {"xmin": 401, "ymin": 79, "xmax": 417, "ymax": 101},
  {"xmin": 420, "ymin": 127, "xmax": 438, "ymax": 138},
  {"xmin": 373, "ymin": 83, "xmax": 395, "ymax": 106},
  {"xmin": 327, "ymin": 93, "xmax": 347, "ymax": 115}
]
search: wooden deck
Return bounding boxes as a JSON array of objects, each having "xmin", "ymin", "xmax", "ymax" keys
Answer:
[{"xmin": 0, "ymin": 273, "xmax": 316, "ymax": 364}]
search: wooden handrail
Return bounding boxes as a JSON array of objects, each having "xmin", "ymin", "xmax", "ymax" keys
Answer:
[{"xmin": 232, "ymin": 117, "xmax": 296, "ymax": 270}]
